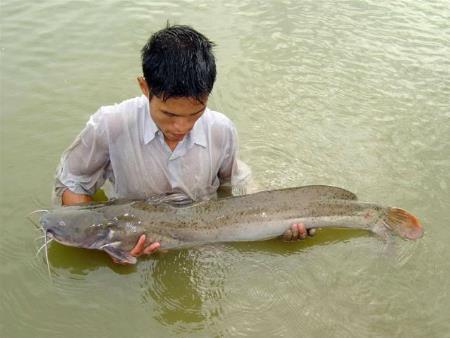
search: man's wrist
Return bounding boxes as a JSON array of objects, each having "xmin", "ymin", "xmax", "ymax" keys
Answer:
[{"xmin": 61, "ymin": 188, "xmax": 92, "ymax": 205}]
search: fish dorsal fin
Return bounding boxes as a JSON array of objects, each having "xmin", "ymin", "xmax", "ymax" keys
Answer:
[
  {"xmin": 302, "ymin": 185, "xmax": 357, "ymax": 200},
  {"xmin": 275, "ymin": 185, "xmax": 358, "ymax": 201}
]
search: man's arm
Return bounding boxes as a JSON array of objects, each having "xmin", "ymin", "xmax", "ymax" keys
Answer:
[
  {"xmin": 62, "ymin": 189, "xmax": 92, "ymax": 205},
  {"xmin": 54, "ymin": 109, "xmax": 110, "ymax": 206}
]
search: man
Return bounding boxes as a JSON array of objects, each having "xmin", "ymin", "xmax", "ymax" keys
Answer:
[{"xmin": 53, "ymin": 25, "xmax": 310, "ymax": 263}]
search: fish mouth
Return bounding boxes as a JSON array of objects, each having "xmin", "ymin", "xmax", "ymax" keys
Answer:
[
  {"xmin": 45, "ymin": 229, "xmax": 75, "ymax": 247},
  {"xmin": 44, "ymin": 225, "xmax": 111, "ymax": 250},
  {"xmin": 38, "ymin": 214, "xmax": 77, "ymax": 247},
  {"xmin": 43, "ymin": 222, "xmax": 89, "ymax": 247}
]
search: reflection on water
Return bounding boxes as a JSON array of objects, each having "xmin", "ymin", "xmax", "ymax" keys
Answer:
[
  {"xmin": 140, "ymin": 248, "xmax": 230, "ymax": 335},
  {"xmin": 136, "ymin": 229, "xmax": 390, "ymax": 335}
]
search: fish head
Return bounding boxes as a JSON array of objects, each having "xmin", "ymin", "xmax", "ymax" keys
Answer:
[{"xmin": 39, "ymin": 207, "xmax": 112, "ymax": 249}]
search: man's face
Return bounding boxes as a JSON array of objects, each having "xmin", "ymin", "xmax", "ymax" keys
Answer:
[
  {"xmin": 138, "ymin": 77, "xmax": 207, "ymax": 145},
  {"xmin": 149, "ymin": 95, "xmax": 206, "ymax": 144}
]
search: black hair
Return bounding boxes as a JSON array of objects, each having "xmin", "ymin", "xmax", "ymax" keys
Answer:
[{"xmin": 141, "ymin": 24, "xmax": 216, "ymax": 102}]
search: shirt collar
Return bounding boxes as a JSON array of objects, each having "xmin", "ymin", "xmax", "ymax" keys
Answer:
[
  {"xmin": 142, "ymin": 96, "xmax": 158, "ymax": 145},
  {"xmin": 190, "ymin": 109, "xmax": 207, "ymax": 148},
  {"xmin": 142, "ymin": 96, "xmax": 208, "ymax": 148}
]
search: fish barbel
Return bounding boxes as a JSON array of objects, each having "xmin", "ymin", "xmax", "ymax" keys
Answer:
[{"xmin": 37, "ymin": 185, "xmax": 423, "ymax": 264}]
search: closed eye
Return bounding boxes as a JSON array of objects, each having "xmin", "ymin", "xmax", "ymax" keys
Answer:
[{"xmin": 161, "ymin": 108, "xmax": 205, "ymax": 117}]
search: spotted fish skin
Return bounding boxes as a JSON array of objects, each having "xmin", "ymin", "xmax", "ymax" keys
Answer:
[{"xmin": 38, "ymin": 185, "xmax": 423, "ymax": 264}]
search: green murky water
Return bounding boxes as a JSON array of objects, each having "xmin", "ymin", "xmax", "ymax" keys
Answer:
[{"xmin": 1, "ymin": 1, "xmax": 449, "ymax": 337}]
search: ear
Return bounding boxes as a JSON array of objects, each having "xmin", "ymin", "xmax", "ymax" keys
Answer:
[{"xmin": 137, "ymin": 76, "xmax": 150, "ymax": 97}]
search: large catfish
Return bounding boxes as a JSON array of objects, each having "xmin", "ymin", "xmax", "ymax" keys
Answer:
[{"xmin": 36, "ymin": 185, "xmax": 423, "ymax": 264}]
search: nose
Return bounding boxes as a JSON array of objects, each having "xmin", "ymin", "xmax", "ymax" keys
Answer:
[{"xmin": 173, "ymin": 117, "xmax": 193, "ymax": 133}]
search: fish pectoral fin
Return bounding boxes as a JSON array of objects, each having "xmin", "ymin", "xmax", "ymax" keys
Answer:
[{"xmin": 103, "ymin": 246, "xmax": 137, "ymax": 264}]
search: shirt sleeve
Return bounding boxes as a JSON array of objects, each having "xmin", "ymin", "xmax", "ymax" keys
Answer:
[
  {"xmin": 218, "ymin": 122, "xmax": 251, "ymax": 196},
  {"xmin": 52, "ymin": 108, "xmax": 111, "ymax": 205}
]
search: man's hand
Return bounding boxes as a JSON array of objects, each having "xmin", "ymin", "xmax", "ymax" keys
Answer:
[
  {"xmin": 282, "ymin": 223, "xmax": 316, "ymax": 241},
  {"xmin": 111, "ymin": 234, "xmax": 160, "ymax": 264},
  {"xmin": 130, "ymin": 234, "xmax": 160, "ymax": 256}
]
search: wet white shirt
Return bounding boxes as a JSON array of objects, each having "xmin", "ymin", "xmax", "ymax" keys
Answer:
[{"xmin": 53, "ymin": 95, "xmax": 250, "ymax": 205}]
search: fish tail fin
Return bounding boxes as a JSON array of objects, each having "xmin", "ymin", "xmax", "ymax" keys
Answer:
[{"xmin": 380, "ymin": 207, "xmax": 423, "ymax": 239}]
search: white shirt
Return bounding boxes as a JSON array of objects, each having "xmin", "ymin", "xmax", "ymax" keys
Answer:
[{"xmin": 53, "ymin": 95, "xmax": 250, "ymax": 205}]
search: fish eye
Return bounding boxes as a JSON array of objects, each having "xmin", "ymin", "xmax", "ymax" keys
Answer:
[{"xmin": 58, "ymin": 220, "xmax": 66, "ymax": 226}]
